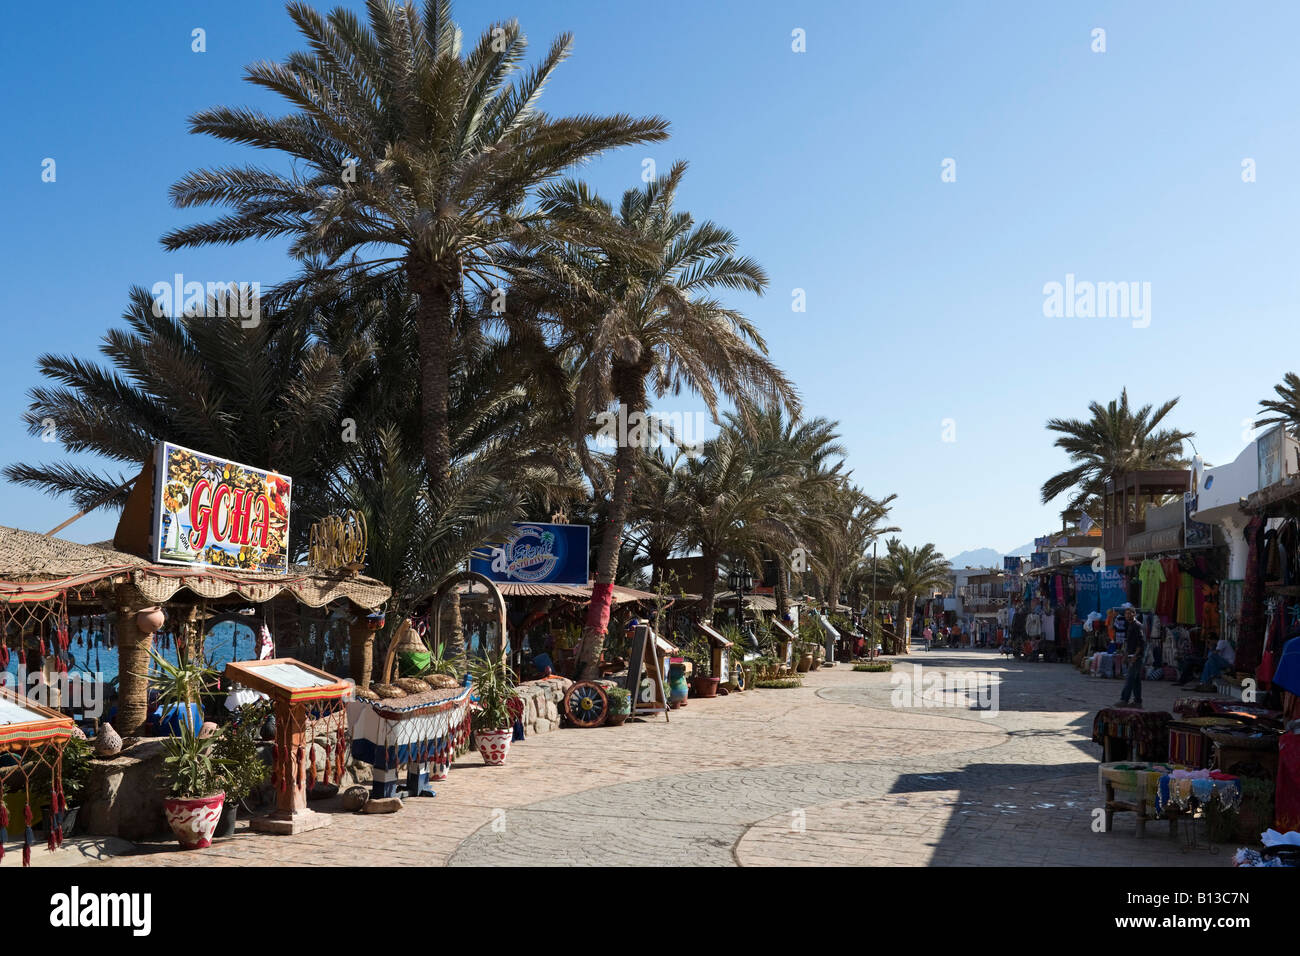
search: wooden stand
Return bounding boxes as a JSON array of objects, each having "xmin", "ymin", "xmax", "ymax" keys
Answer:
[
  {"xmin": 626, "ymin": 625, "xmax": 671, "ymax": 720},
  {"xmin": 223, "ymin": 658, "xmax": 351, "ymax": 836}
]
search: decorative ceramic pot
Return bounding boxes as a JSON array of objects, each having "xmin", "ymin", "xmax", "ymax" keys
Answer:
[
  {"xmin": 797, "ymin": 653, "xmax": 813, "ymax": 673},
  {"xmin": 809, "ymin": 653, "xmax": 822, "ymax": 671},
  {"xmin": 690, "ymin": 676, "xmax": 720, "ymax": 698},
  {"xmin": 136, "ymin": 607, "xmax": 166, "ymax": 634},
  {"xmin": 668, "ymin": 661, "xmax": 689, "ymax": 708},
  {"xmin": 94, "ymin": 722, "xmax": 123, "ymax": 758},
  {"xmin": 163, "ymin": 793, "xmax": 226, "ymax": 849},
  {"xmin": 475, "ymin": 728, "xmax": 513, "ymax": 766},
  {"xmin": 431, "ymin": 762, "xmax": 450, "ymax": 781}
]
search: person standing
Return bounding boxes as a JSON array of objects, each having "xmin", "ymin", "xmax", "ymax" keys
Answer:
[{"xmin": 1116, "ymin": 605, "xmax": 1146, "ymax": 709}]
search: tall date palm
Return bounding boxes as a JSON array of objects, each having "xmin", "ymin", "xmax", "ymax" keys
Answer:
[{"xmin": 161, "ymin": 0, "xmax": 668, "ymax": 495}]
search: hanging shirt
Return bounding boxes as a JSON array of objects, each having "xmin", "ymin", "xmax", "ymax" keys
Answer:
[
  {"xmin": 1177, "ymin": 572, "xmax": 1196, "ymax": 625},
  {"xmin": 1138, "ymin": 559, "xmax": 1165, "ymax": 611}
]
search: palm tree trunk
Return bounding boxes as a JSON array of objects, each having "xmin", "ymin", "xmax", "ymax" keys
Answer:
[
  {"xmin": 699, "ymin": 547, "xmax": 721, "ymax": 620},
  {"xmin": 349, "ymin": 617, "xmax": 375, "ymax": 689},
  {"xmin": 575, "ymin": 431, "xmax": 640, "ymax": 679},
  {"xmin": 409, "ymin": 254, "xmax": 457, "ymax": 491},
  {"xmin": 114, "ymin": 586, "xmax": 152, "ymax": 738},
  {"xmin": 774, "ymin": 552, "xmax": 788, "ymax": 620}
]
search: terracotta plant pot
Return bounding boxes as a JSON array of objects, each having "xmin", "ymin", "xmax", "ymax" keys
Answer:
[
  {"xmin": 809, "ymin": 654, "xmax": 822, "ymax": 671},
  {"xmin": 163, "ymin": 793, "xmax": 225, "ymax": 849},
  {"xmin": 690, "ymin": 676, "xmax": 720, "ymax": 698},
  {"xmin": 475, "ymin": 728, "xmax": 513, "ymax": 766},
  {"xmin": 606, "ymin": 713, "xmax": 629, "ymax": 727},
  {"xmin": 797, "ymin": 653, "xmax": 813, "ymax": 673}
]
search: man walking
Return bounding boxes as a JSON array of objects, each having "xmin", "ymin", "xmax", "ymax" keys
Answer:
[{"xmin": 1116, "ymin": 604, "xmax": 1146, "ymax": 709}]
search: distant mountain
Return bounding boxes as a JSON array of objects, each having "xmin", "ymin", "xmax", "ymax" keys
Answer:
[
  {"xmin": 947, "ymin": 542, "xmax": 1035, "ymax": 569},
  {"xmin": 946, "ymin": 547, "xmax": 1001, "ymax": 569}
]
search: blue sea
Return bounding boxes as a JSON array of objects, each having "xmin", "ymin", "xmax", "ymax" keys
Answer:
[{"xmin": 1, "ymin": 620, "xmax": 253, "ymax": 688}]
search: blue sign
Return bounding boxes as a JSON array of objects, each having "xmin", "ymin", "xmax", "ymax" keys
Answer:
[
  {"xmin": 1073, "ymin": 565, "xmax": 1128, "ymax": 614},
  {"xmin": 470, "ymin": 522, "xmax": 590, "ymax": 586}
]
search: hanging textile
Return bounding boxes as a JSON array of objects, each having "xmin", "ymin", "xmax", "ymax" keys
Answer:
[{"xmin": 1238, "ymin": 517, "xmax": 1268, "ymax": 675}]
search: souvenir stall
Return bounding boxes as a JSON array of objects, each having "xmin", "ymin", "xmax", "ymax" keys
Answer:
[
  {"xmin": 348, "ymin": 575, "xmax": 493, "ymax": 801},
  {"xmin": 1018, "ymin": 563, "xmax": 1081, "ymax": 662},
  {"xmin": 0, "ymin": 686, "xmax": 74, "ymax": 865}
]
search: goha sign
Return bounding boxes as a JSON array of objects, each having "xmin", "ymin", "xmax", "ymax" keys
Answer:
[{"xmin": 151, "ymin": 442, "xmax": 291, "ymax": 572}]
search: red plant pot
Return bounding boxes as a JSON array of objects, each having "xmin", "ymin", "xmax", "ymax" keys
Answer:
[
  {"xmin": 691, "ymin": 676, "xmax": 720, "ymax": 698},
  {"xmin": 475, "ymin": 728, "xmax": 513, "ymax": 766},
  {"xmin": 163, "ymin": 793, "xmax": 226, "ymax": 849}
]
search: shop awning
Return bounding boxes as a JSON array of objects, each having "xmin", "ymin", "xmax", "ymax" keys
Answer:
[{"xmin": 0, "ymin": 525, "xmax": 389, "ymax": 610}]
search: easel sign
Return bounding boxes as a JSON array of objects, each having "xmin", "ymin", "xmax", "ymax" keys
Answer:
[
  {"xmin": 695, "ymin": 621, "xmax": 734, "ymax": 684},
  {"xmin": 624, "ymin": 625, "xmax": 670, "ymax": 721},
  {"xmin": 772, "ymin": 619, "xmax": 797, "ymax": 665},
  {"xmin": 223, "ymin": 658, "xmax": 351, "ymax": 835}
]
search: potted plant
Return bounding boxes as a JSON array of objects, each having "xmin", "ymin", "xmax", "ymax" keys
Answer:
[
  {"xmin": 469, "ymin": 652, "xmax": 521, "ymax": 766},
  {"xmin": 605, "ymin": 687, "xmax": 632, "ymax": 726},
  {"xmin": 159, "ymin": 720, "xmax": 230, "ymax": 849},
  {"xmin": 142, "ymin": 647, "xmax": 219, "ymax": 735},
  {"xmin": 682, "ymin": 635, "xmax": 719, "ymax": 698},
  {"xmin": 795, "ymin": 642, "xmax": 814, "ymax": 673},
  {"xmin": 210, "ymin": 701, "xmax": 271, "ymax": 837}
]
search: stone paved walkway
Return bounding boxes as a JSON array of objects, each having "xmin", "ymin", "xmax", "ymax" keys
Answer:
[{"xmin": 85, "ymin": 649, "xmax": 1232, "ymax": 867}]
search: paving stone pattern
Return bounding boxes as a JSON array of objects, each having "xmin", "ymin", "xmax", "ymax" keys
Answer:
[{"xmin": 85, "ymin": 649, "xmax": 1230, "ymax": 867}]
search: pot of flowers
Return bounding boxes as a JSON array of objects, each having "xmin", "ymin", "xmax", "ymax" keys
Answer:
[
  {"xmin": 605, "ymin": 687, "xmax": 632, "ymax": 726},
  {"xmin": 210, "ymin": 702, "xmax": 271, "ymax": 838},
  {"xmin": 683, "ymin": 635, "xmax": 719, "ymax": 698},
  {"xmin": 160, "ymin": 721, "xmax": 229, "ymax": 849},
  {"xmin": 470, "ymin": 652, "xmax": 521, "ymax": 766}
]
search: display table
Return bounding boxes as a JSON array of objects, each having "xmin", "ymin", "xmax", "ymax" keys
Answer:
[
  {"xmin": 1092, "ymin": 708, "xmax": 1172, "ymax": 762},
  {"xmin": 223, "ymin": 658, "xmax": 351, "ymax": 835},
  {"xmin": 348, "ymin": 686, "xmax": 472, "ymax": 799},
  {"xmin": 1154, "ymin": 769, "xmax": 1241, "ymax": 816},
  {"xmin": 0, "ymin": 688, "xmax": 74, "ymax": 865},
  {"xmin": 1098, "ymin": 762, "xmax": 1174, "ymax": 838}
]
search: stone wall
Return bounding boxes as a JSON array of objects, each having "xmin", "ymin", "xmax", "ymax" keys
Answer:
[
  {"xmin": 81, "ymin": 738, "xmax": 169, "ymax": 841},
  {"xmin": 516, "ymin": 677, "xmax": 572, "ymax": 736}
]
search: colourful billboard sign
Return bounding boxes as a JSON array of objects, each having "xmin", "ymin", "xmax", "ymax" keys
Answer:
[
  {"xmin": 152, "ymin": 442, "xmax": 292, "ymax": 572},
  {"xmin": 470, "ymin": 522, "xmax": 589, "ymax": 586}
]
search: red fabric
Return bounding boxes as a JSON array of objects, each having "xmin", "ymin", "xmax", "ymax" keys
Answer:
[
  {"xmin": 1276, "ymin": 732, "xmax": 1300, "ymax": 833},
  {"xmin": 584, "ymin": 582, "xmax": 615, "ymax": 635}
]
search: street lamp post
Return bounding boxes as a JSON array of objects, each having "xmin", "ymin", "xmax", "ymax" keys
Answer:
[{"xmin": 727, "ymin": 562, "xmax": 754, "ymax": 640}]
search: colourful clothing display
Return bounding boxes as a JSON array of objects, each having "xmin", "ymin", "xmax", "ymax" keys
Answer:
[
  {"xmin": 1138, "ymin": 558, "xmax": 1165, "ymax": 611},
  {"xmin": 1176, "ymin": 572, "xmax": 1196, "ymax": 625}
]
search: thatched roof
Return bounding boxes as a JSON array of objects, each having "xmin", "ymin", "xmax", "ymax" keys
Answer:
[{"xmin": 0, "ymin": 525, "xmax": 389, "ymax": 610}]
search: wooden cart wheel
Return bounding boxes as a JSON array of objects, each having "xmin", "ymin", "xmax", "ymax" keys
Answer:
[{"xmin": 564, "ymin": 681, "xmax": 609, "ymax": 728}]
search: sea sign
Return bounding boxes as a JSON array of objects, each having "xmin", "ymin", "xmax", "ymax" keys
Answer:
[
  {"xmin": 151, "ymin": 442, "xmax": 291, "ymax": 572},
  {"xmin": 470, "ymin": 522, "xmax": 589, "ymax": 586}
]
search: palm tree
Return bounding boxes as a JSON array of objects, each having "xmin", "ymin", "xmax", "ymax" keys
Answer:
[
  {"xmin": 880, "ymin": 539, "xmax": 950, "ymax": 654},
  {"xmin": 726, "ymin": 404, "xmax": 849, "ymax": 619},
  {"xmin": 160, "ymin": 0, "xmax": 669, "ymax": 497},
  {"xmin": 518, "ymin": 164, "xmax": 797, "ymax": 678},
  {"xmin": 1257, "ymin": 372, "xmax": 1300, "ymax": 437},
  {"xmin": 5, "ymin": 285, "xmax": 360, "ymax": 537},
  {"xmin": 4, "ymin": 285, "xmax": 364, "ymax": 736},
  {"xmin": 1040, "ymin": 388, "xmax": 1193, "ymax": 515},
  {"xmin": 676, "ymin": 427, "xmax": 804, "ymax": 620},
  {"xmin": 624, "ymin": 447, "xmax": 691, "ymax": 590},
  {"xmin": 810, "ymin": 483, "xmax": 899, "ymax": 619}
]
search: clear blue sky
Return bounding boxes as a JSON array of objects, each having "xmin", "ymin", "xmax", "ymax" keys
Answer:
[{"xmin": 2, "ymin": 1, "xmax": 1298, "ymax": 559}]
